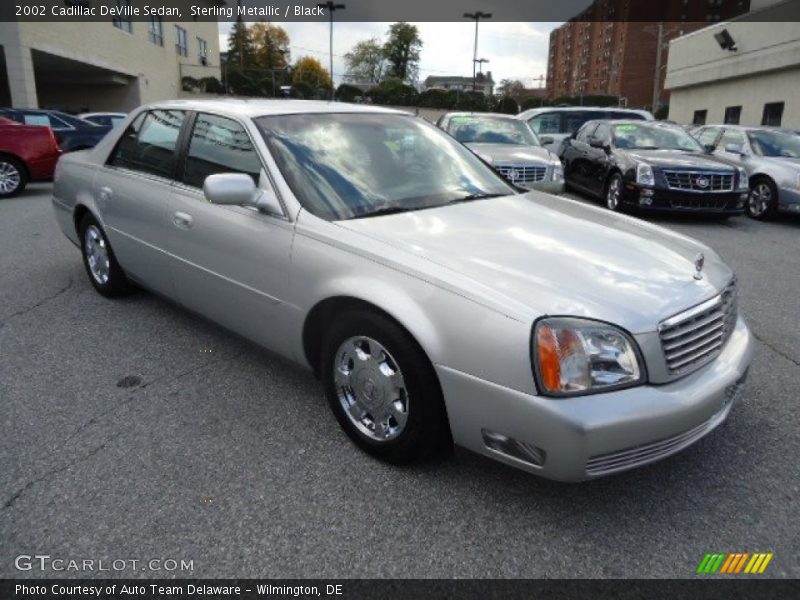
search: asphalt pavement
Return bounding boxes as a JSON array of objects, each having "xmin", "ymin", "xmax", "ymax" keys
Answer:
[{"xmin": 1, "ymin": 184, "xmax": 798, "ymax": 578}]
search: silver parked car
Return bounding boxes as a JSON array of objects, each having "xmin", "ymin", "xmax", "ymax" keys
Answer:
[
  {"xmin": 693, "ymin": 125, "xmax": 800, "ymax": 219},
  {"xmin": 52, "ymin": 100, "xmax": 753, "ymax": 481},
  {"xmin": 436, "ymin": 112, "xmax": 564, "ymax": 193}
]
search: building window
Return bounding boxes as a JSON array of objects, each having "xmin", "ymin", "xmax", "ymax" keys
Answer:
[
  {"xmin": 198, "ymin": 38, "xmax": 209, "ymax": 65},
  {"xmin": 761, "ymin": 102, "xmax": 784, "ymax": 126},
  {"xmin": 148, "ymin": 16, "xmax": 163, "ymax": 46},
  {"xmin": 724, "ymin": 106, "xmax": 741, "ymax": 124},
  {"xmin": 112, "ymin": 0, "xmax": 133, "ymax": 33},
  {"xmin": 175, "ymin": 26, "xmax": 188, "ymax": 57},
  {"xmin": 693, "ymin": 110, "xmax": 708, "ymax": 125}
]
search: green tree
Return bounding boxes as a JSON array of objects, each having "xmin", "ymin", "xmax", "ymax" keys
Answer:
[
  {"xmin": 344, "ymin": 38, "xmax": 386, "ymax": 85},
  {"xmin": 227, "ymin": 16, "xmax": 255, "ymax": 67},
  {"xmin": 498, "ymin": 79, "xmax": 525, "ymax": 98},
  {"xmin": 382, "ymin": 23, "xmax": 422, "ymax": 84},
  {"xmin": 292, "ymin": 56, "xmax": 333, "ymax": 95}
]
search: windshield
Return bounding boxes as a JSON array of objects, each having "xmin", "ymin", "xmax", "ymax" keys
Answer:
[
  {"xmin": 748, "ymin": 129, "xmax": 800, "ymax": 158},
  {"xmin": 612, "ymin": 123, "xmax": 703, "ymax": 152},
  {"xmin": 447, "ymin": 115, "xmax": 540, "ymax": 146},
  {"xmin": 256, "ymin": 113, "xmax": 515, "ymax": 221}
]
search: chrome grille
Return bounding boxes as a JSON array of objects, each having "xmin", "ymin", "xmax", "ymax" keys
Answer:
[
  {"xmin": 658, "ymin": 279, "xmax": 738, "ymax": 376},
  {"xmin": 663, "ymin": 170, "xmax": 734, "ymax": 192},
  {"xmin": 495, "ymin": 164, "xmax": 547, "ymax": 184}
]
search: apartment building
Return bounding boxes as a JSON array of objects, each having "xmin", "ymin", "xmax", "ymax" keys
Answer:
[
  {"xmin": 0, "ymin": 7, "xmax": 220, "ymax": 112},
  {"xmin": 545, "ymin": 0, "xmax": 750, "ymax": 109},
  {"xmin": 665, "ymin": 0, "xmax": 800, "ymax": 126}
]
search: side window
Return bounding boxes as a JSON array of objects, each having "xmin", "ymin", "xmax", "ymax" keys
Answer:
[
  {"xmin": 607, "ymin": 111, "xmax": 646, "ymax": 121},
  {"xmin": 719, "ymin": 129, "xmax": 745, "ymax": 149},
  {"xmin": 575, "ymin": 122, "xmax": 597, "ymax": 143},
  {"xmin": 108, "ymin": 110, "xmax": 186, "ymax": 178},
  {"xmin": 696, "ymin": 127, "xmax": 720, "ymax": 147},
  {"xmin": 593, "ymin": 123, "xmax": 611, "ymax": 144},
  {"xmin": 564, "ymin": 111, "xmax": 603, "ymax": 135},
  {"xmin": 183, "ymin": 113, "xmax": 262, "ymax": 189},
  {"xmin": 23, "ymin": 113, "xmax": 70, "ymax": 130},
  {"xmin": 529, "ymin": 113, "xmax": 561, "ymax": 135}
]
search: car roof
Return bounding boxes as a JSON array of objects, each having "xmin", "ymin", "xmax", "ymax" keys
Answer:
[
  {"xmin": 141, "ymin": 99, "xmax": 411, "ymax": 118},
  {"xmin": 520, "ymin": 106, "xmax": 651, "ymax": 115},
  {"xmin": 443, "ymin": 112, "xmax": 520, "ymax": 119}
]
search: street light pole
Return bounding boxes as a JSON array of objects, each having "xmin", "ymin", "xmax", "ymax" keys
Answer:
[
  {"xmin": 317, "ymin": 1, "xmax": 345, "ymax": 100},
  {"xmin": 464, "ymin": 11, "xmax": 492, "ymax": 93}
]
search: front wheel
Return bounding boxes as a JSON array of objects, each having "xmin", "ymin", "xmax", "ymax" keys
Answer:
[
  {"xmin": 746, "ymin": 177, "xmax": 778, "ymax": 220},
  {"xmin": 605, "ymin": 173, "xmax": 624, "ymax": 212},
  {"xmin": 0, "ymin": 156, "xmax": 27, "ymax": 198},
  {"xmin": 321, "ymin": 311, "xmax": 449, "ymax": 464},
  {"xmin": 78, "ymin": 214, "xmax": 134, "ymax": 297}
]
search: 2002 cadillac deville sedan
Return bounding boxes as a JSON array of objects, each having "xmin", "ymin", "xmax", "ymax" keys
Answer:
[{"xmin": 52, "ymin": 100, "xmax": 754, "ymax": 481}]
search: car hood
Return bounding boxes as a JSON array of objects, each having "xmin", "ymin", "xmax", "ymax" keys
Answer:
[
  {"xmin": 336, "ymin": 193, "xmax": 732, "ymax": 333},
  {"xmin": 465, "ymin": 143, "xmax": 556, "ymax": 165},
  {"xmin": 625, "ymin": 149, "xmax": 736, "ymax": 170}
]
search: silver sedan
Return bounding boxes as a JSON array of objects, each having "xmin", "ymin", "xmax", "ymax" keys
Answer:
[{"xmin": 52, "ymin": 100, "xmax": 753, "ymax": 481}]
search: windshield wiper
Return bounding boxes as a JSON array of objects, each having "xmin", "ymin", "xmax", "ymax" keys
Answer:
[
  {"xmin": 447, "ymin": 192, "xmax": 505, "ymax": 205},
  {"xmin": 349, "ymin": 206, "xmax": 416, "ymax": 219}
]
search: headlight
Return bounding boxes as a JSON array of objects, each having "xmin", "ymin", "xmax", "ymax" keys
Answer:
[
  {"xmin": 736, "ymin": 167, "xmax": 748, "ymax": 188},
  {"xmin": 552, "ymin": 164, "xmax": 564, "ymax": 181},
  {"xmin": 636, "ymin": 163, "xmax": 655, "ymax": 186},
  {"xmin": 532, "ymin": 317, "xmax": 645, "ymax": 397}
]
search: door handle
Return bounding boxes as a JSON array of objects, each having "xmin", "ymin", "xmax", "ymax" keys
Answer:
[
  {"xmin": 173, "ymin": 211, "xmax": 193, "ymax": 229},
  {"xmin": 98, "ymin": 186, "xmax": 113, "ymax": 201}
]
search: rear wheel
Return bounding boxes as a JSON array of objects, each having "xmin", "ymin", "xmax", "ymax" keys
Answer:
[
  {"xmin": 605, "ymin": 173, "xmax": 624, "ymax": 212},
  {"xmin": 746, "ymin": 177, "xmax": 778, "ymax": 220},
  {"xmin": 78, "ymin": 213, "xmax": 134, "ymax": 297},
  {"xmin": 0, "ymin": 156, "xmax": 27, "ymax": 198},
  {"xmin": 321, "ymin": 310, "xmax": 449, "ymax": 464}
]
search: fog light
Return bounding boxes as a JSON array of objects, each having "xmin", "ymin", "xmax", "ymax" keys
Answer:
[{"xmin": 481, "ymin": 429, "xmax": 546, "ymax": 467}]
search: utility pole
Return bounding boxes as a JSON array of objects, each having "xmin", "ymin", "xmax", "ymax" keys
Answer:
[
  {"xmin": 464, "ymin": 11, "xmax": 492, "ymax": 93},
  {"xmin": 651, "ymin": 22, "xmax": 664, "ymax": 113},
  {"xmin": 317, "ymin": 1, "xmax": 345, "ymax": 101}
]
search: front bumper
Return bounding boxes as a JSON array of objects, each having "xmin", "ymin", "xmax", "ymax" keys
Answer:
[
  {"xmin": 437, "ymin": 315, "xmax": 754, "ymax": 482},
  {"xmin": 520, "ymin": 180, "xmax": 565, "ymax": 194},
  {"xmin": 622, "ymin": 183, "xmax": 748, "ymax": 214}
]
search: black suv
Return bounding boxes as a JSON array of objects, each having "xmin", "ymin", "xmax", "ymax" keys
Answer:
[
  {"xmin": 0, "ymin": 108, "xmax": 110, "ymax": 152},
  {"xmin": 560, "ymin": 120, "xmax": 750, "ymax": 215}
]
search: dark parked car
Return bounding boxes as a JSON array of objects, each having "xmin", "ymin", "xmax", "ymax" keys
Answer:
[
  {"xmin": 0, "ymin": 108, "xmax": 110, "ymax": 152},
  {"xmin": 560, "ymin": 120, "xmax": 750, "ymax": 215},
  {"xmin": 0, "ymin": 116, "xmax": 61, "ymax": 197}
]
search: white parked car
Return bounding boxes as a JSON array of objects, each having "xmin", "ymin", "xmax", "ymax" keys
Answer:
[{"xmin": 51, "ymin": 99, "xmax": 753, "ymax": 481}]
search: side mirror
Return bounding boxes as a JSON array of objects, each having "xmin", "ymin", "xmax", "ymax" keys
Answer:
[
  {"xmin": 589, "ymin": 138, "xmax": 610, "ymax": 151},
  {"xmin": 203, "ymin": 173, "xmax": 282, "ymax": 216},
  {"xmin": 540, "ymin": 136, "xmax": 554, "ymax": 146},
  {"xmin": 703, "ymin": 144, "xmax": 716, "ymax": 154},
  {"xmin": 724, "ymin": 143, "xmax": 745, "ymax": 155}
]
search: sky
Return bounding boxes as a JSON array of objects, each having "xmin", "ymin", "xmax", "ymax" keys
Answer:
[{"xmin": 217, "ymin": 21, "xmax": 560, "ymax": 88}]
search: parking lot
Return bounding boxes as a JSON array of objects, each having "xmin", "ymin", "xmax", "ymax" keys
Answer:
[{"xmin": 1, "ymin": 183, "xmax": 798, "ymax": 578}]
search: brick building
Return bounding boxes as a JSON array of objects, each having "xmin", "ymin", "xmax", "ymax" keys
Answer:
[{"xmin": 545, "ymin": 0, "xmax": 750, "ymax": 110}]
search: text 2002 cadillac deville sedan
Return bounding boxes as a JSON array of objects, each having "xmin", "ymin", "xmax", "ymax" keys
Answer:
[{"xmin": 52, "ymin": 100, "xmax": 754, "ymax": 481}]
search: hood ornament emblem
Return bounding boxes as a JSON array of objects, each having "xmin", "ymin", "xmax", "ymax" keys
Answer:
[{"xmin": 694, "ymin": 253, "xmax": 705, "ymax": 280}]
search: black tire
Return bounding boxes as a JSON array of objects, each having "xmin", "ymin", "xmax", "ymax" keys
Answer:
[
  {"xmin": 746, "ymin": 177, "xmax": 778, "ymax": 220},
  {"xmin": 605, "ymin": 172, "xmax": 624, "ymax": 212},
  {"xmin": 321, "ymin": 310, "xmax": 449, "ymax": 464},
  {"xmin": 78, "ymin": 213, "xmax": 134, "ymax": 297},
  {"xmin": 0, "ymin": 155, "xmax": 28, "ymax": 199}
]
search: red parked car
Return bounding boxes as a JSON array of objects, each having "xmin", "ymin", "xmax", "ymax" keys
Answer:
[{"xmin": 0, "ymin": 116, "xmax": 61, "ymax": 198}]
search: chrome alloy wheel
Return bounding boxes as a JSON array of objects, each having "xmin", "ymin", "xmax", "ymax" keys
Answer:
[
  {"xmin": 334, "ymin": 336, "xmax": 409, "ymax": 442},
  {"xmin": 0, "ymin": 160, "xmax": 21, "ymax": 195},
  {"xmin": 748, "ymin": 182, "xmax": 772, "ymax": 217},
  {"xmin": 606, "ymin": 176, "xmax": 621, "ymax": 211},
  {"xmin": 84, "ymin": 225, "xmax": 111, "ymax": 285}
]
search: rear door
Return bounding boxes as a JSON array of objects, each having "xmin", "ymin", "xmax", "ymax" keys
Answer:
[
  {"xmin": 93, "ymin": 109, "xmax": 188, "ymax": 296},
  {"xmin": 563, "ymin": 121, "xmax": 598, "ymax": 192},
  {"xmin": 584, "ymin": 122, "xmax": 613, "ymax": 196},
  {"xmin": 168, "ymin": 112, "xmax": 294, "ymax": 350}
]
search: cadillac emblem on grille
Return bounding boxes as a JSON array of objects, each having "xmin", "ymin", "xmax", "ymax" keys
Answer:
[
  {"xmin": 695, "ymin": 176, "xmax": 710, "ymax": 189},
  {"xmin": 507, "ymin": 169, "xmax": 519, "ymax": 182},
  {"xmin": 694, "ymin": 253, "xmax": 705, "ymax": 280}
]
